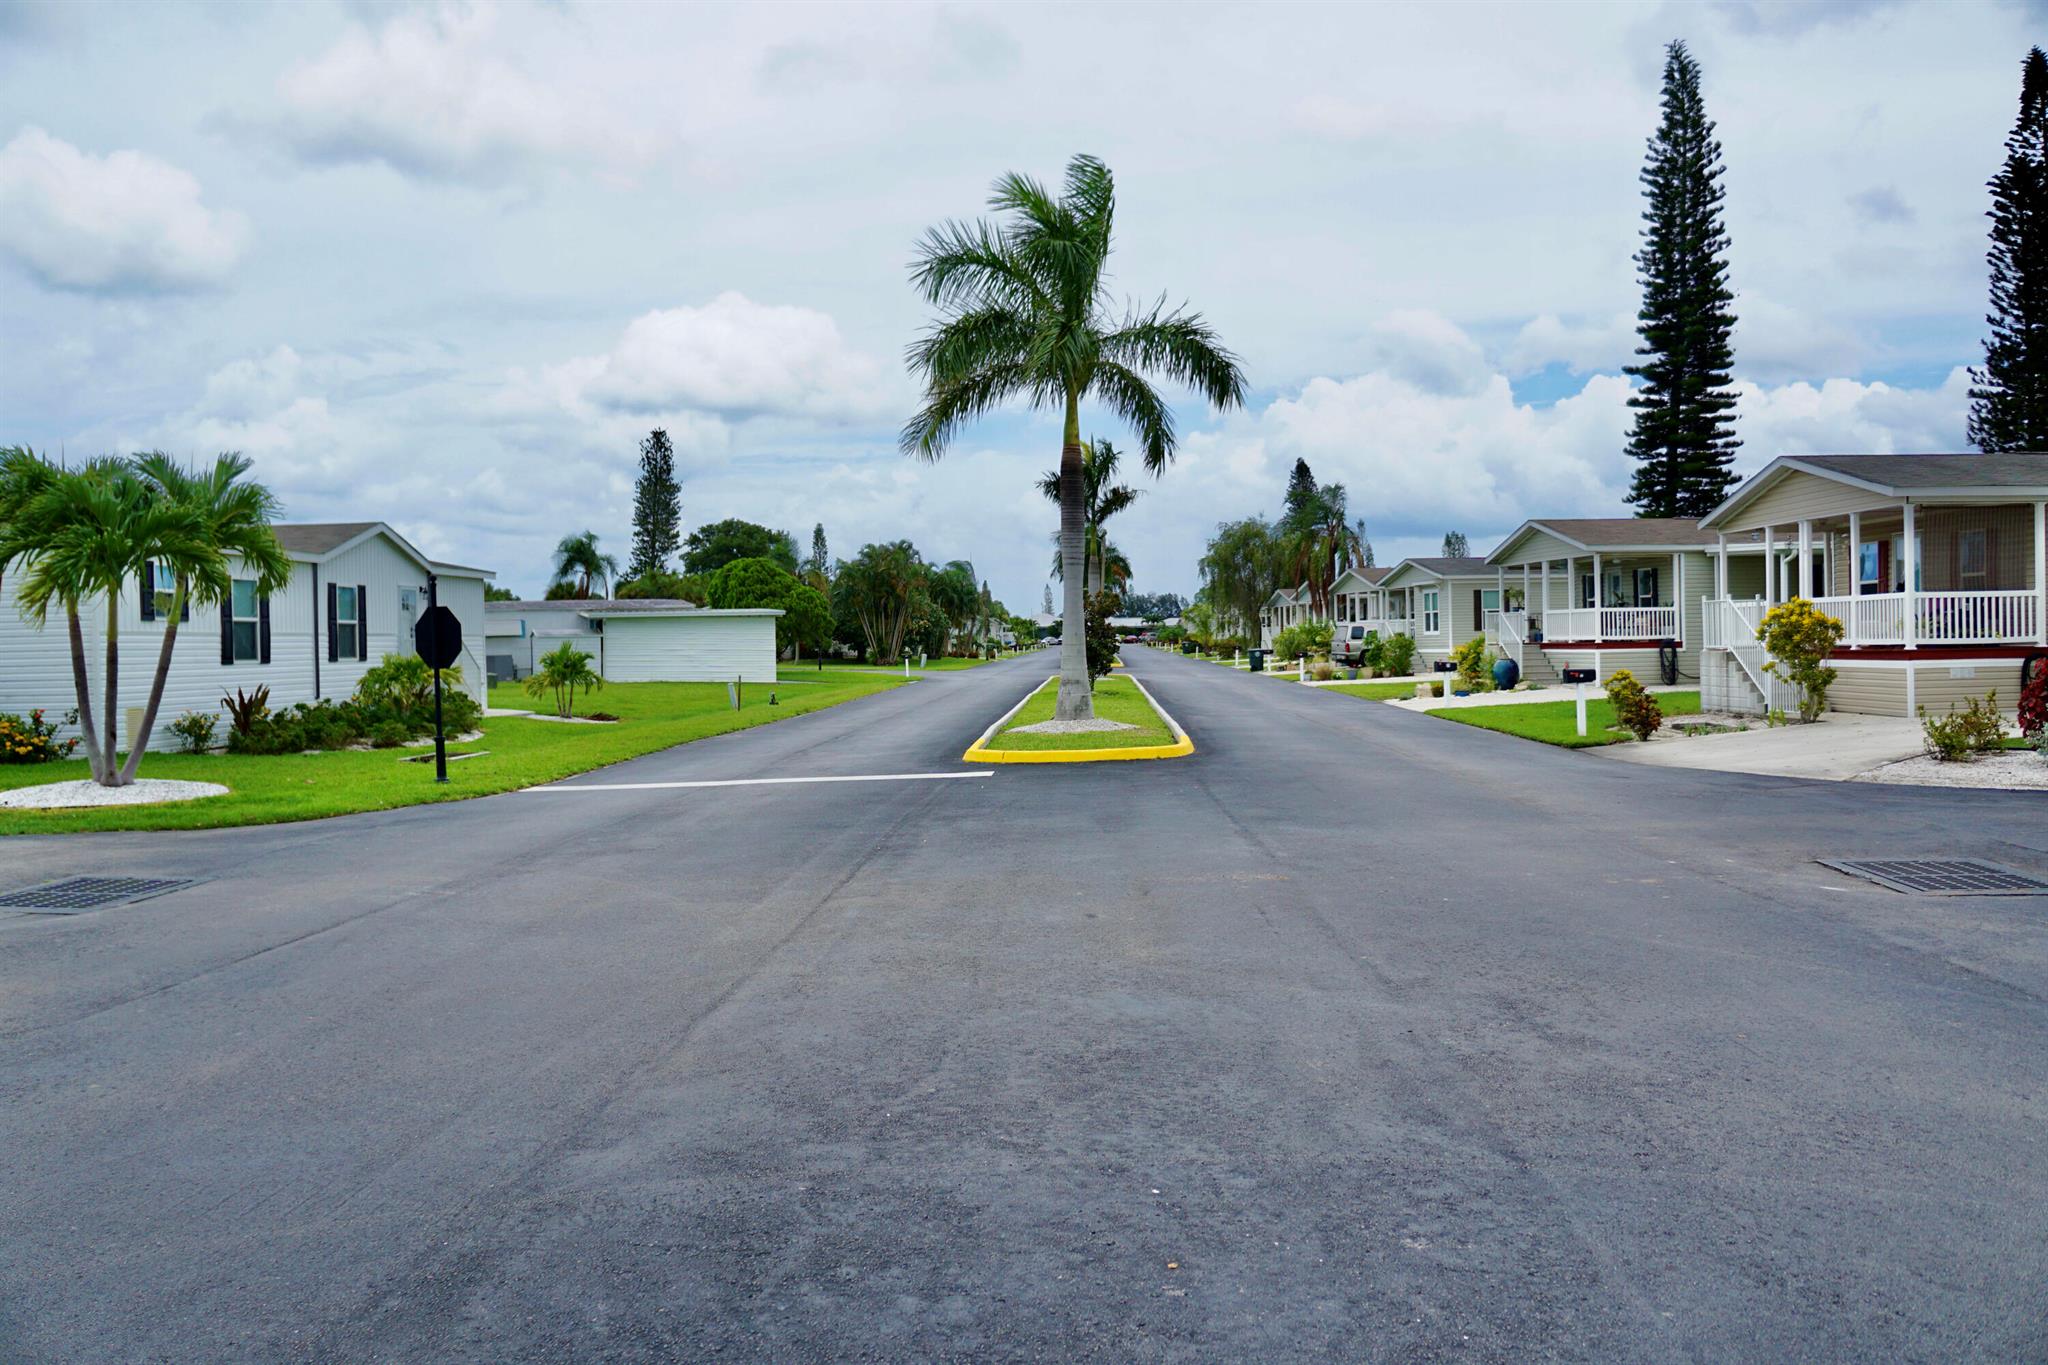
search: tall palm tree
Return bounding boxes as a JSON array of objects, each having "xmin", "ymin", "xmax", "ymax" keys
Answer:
[
  {"xmin": 904, "ymin": 155, "xmax": 1246, "ymax": 720},
  {"xmin": 126, "ymin": 451, "xmax": 290, "ymax": 784},
  {"xmin": 552, "ymin": 530, "xmax": 617, "ymax": 598},
  {"xmin": 1038, "ymin": 438, "xmax": 1140, "ymax": 594},
  {"xmin": 1284, "ymin": 482, "xmax": 1363, "ymax": 617},
  {"xmin": 929, "ymin": 559, "xmax": 979, "ymax": 654},
  {"xmin": 831, "ymin": 541, "xmax": 928, "ymax": 665}
]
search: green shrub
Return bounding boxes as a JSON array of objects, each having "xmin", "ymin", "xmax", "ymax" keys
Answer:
[
  {"xmin": 0, "ymin": 708, "xmax": 80, "ymax": 764},
  {"xmin": 169, "ymin": 710, "xmax": 218, "ymax": 754},
  {"xmin": 1758, "ymin": 599, "xmax": 1845, "ymax": 722},
  {"xmin": 1604, "ymin": 668, "xmax": 1664, "ymax": 741},
  {"xmin": 1919, "ymin": 691, "xmax": 2005, "ymax": 762},
  {"xmin": 1450, "ymin": 637, "xmax": 1492, "ymax": 692},
  {"xmin": 1084, "ymin": 590, "xmax": 1120, "ymax": 682},
  {"xmin": 370, "ymin": 719, "xmax": 410, "ymax": 749},
  {"xmin": 1379, "ymin": 633, "xmax": 1416, "ymax": 677},
  {"xmin": 1309, "ymin": 660, "xmax": 1335, "ymax": 682}
]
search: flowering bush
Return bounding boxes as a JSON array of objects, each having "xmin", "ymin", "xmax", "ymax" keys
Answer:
[
  {"xmin": 1604, "ymin": 669, "xmax": 1664, "ymax": 741},
  {"xmin": 0, "ymin": 709, "xmax": 80, "ymax": 764},
  {"xmin": 1758, "ymin": 598, "xmax": 1845, "ymax": 722},
  {"xmin": 2019, "ymin": 658, "xmax": 2048, "ymax": 740}
]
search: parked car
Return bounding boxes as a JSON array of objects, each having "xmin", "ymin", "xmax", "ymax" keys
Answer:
[{"xmin": 1331, "ymin": 624, "xmax": 1373, "ymax": 667}]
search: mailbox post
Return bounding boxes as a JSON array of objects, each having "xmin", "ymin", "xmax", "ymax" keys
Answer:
[{"xmin": 1561, "ymin": 667, "xmax": 1597, "ymax": 737}]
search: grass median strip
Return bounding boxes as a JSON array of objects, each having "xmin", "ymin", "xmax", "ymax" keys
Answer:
[
  {"xmin": 0, "ymin": 673, "xmax": 906, "ymax": 835},
  {"xmin": 1427, "ymin": 690, "xmax": 1702, "ymax": 748},
  {"xmin": 1320, "ymin": 680, "xmax": 1427, "ymax": 701},
  {"xmin": 965, "ymin": 674, "xmax": 1192, "ymax": 762}
]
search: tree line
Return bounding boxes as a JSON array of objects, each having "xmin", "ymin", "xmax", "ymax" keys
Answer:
[{"xmin": 528, "ymin": 427, "xmax": 1034, "ymax": 665}]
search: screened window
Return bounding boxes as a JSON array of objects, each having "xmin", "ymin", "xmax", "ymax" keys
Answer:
[
  {"xmin": 1422, "ymin": 589, "xmax": 1441, "ymax": 634},
  {"xmin": 1958, "ymin": 529, "xmax": 1989, "ymax": 590},
  {"xmin": 1858, "ymin": 541, "xmax": 1883, "ymax": 594},
  {"xmin": 335, "ymin": 585, "xmax": 360, "ymax": 658},
  {"xmin": 151, "ymin": 562, "xmax": 177, "ymax": 618},
  {"xmin": 1634, "ymin": 568, "xmax": 1658, "ymax": 606},
  {"xmin": 229, "ymin": 580, "xmax": 260, "ymax": 661}
]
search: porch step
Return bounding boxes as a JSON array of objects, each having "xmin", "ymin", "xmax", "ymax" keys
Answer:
[{"xmin": 1516, "ymin": 649, "xmax": 1561, "ymax": 688}]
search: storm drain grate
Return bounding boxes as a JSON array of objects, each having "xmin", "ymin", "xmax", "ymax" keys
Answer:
[
  {"xmin": 0, "ymin": 877, "xmax": 200, "ymax": 914},
  {"xmin": 1820, "ymin": 859, "xmax": 2048, "ymax": 896}
]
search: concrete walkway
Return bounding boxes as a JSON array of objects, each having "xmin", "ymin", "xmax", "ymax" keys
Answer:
[
  {"xmin": 1386, "ymin": 681, "xmax": 1693, "ymax": 712},
  {"xmin": 1598, "ymin": 710, "xmax": 1925, "ymax": 780}
]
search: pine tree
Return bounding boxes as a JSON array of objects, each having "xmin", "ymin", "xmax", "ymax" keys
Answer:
[
  {"xmin": 628, "ymin": 429, "xmax": 681, "ymax": 579},
  {"xmin": 1970, "ymin": 47, "xmax": 2048, "ymax": 452},
  {"xmin": 808, "ymin": 523, "xmax": 829, "ymax": 579},
  {"xmin": 1282, "ymin": 458, "xmax": 1319, "ymax": 530},
  {"xmin": 1355, "ymin": 517, "xmax": 1374, "ymax": 567},
  {"xmin": 1625, "ymin": 40, "xmax": 1741, "ymax": 519},
  {"xmin": 1441, "ymin": 531, "xmax": 1469, "ymax": 558},
  {"xmin": 1042, "ymin": 583, "xmax": 1055, "ymax": 616}
]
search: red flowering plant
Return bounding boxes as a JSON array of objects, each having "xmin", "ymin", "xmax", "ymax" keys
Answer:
[{"xmin": 0, "ymin": 708, "xmax": 81, "ymax": 764}]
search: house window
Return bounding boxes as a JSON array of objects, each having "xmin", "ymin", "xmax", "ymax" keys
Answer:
[
  {"xmin": 1634, "ymin": 567, "xmax": 1659, "ymax": 606},
  {"xmin": 1958, "ymin": 529, "xmax": 1989, "ymax": 590},
  {"xmin": 229, "ymin": 580, "xmax": 260, "ymax": 661},
  {"xmin": 1481, "ymin": 588, "xmax": 1500, "ymax": 615},
  {"xmin": 335, "ymin": 584, "xmax": 361, "ymax": 658},
  {"xmin": 150, "ymin": 561, "xmax": 177, "ymax": 618},
  {"xmin": 1422, "ymin": 589, "xmax": 1441, "ymax": 634},
  {"xmin": 1858, "ymin": 541, "xmax": 1884, "ymax": 595},
  {"xmin": 1579, "ymin": 574, "xmax": 1595, "ymax": 609}
]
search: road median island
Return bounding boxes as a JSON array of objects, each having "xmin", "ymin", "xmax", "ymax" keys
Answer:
[{"xmin": 963, "ymin": 673, "xmax": 1193, "ymax": 764}]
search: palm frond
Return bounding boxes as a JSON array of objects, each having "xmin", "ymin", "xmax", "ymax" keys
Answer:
[
  {"xmin": 910, "ymin": 218, "xmax": 1045, "ymax": 314},
  {"xmin": 1087, "ymin": 361, "xmax": 1177, "ymax": 473},
  {"xmin": 1101, "ymin": 299, "xmax": 1249, "ymax": 411},
  {"xmin": 900, "ymin": 362, "xmax": 1033, "ymax": 461}
]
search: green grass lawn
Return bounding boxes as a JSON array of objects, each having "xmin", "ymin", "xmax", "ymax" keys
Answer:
[
  {"xmin": 983, "ymin": 675, "xmax": 1176, "ymax": 751},
  {"xmin": 1426, "ymin": 690, "xmax": 1702, "ymax": 748},
  {"xmin": 0, "ymin": 674, "xmax": 906, "ymax": 835},
  {"xmin": 1323, "ymin": 680, "xmax": 1433, "ymax": 701}
]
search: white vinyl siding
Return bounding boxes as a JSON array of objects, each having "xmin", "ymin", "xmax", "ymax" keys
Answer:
[{"xmin": 599, "ymin": 614, "xmax": 779, "ymax": 683}]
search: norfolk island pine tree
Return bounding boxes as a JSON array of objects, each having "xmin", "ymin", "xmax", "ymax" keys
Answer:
[
  {"xmin": 902, "ymin": 154, "xmax": 1246, "ymax": 721},
  {"xmin": 1970, "ymin": 47, "xmax": 2048, "ymax": 452},
  {"xmin": 1625, "ymin": 40, "xmax": 1741, "ymax": 519}
]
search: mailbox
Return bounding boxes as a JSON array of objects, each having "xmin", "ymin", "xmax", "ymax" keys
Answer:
[{"xmin": 1560, "ymin": 667, "xmax": 1597, "ymax": 684}]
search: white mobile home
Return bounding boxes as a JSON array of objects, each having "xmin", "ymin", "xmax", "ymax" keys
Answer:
[
  {"xmin": 0, "ymin": 521, "xmax": 491, "ymax": 753},
  {"xmin": 485, "ymin": 599, "xmax": 781, "ymax": 683}
]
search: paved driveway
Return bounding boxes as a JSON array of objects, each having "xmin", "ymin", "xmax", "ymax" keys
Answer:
[{"xmin": 3, "ymin": 647, "xmax": 2046, "ymax": 1361}]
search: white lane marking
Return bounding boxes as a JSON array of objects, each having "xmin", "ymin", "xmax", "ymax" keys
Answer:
[{"xmin": 524, "ymin": 772, "xmax": 993, "ymax": 793}]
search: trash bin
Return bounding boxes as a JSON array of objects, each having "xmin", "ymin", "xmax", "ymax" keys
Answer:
[{"xmin": 1249, "ymin": 648, "xmax": 1266, "ymax": 672}]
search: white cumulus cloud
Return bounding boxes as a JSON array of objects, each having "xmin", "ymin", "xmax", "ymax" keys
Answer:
[
  {"xmin": 0, "ymin": 126, "xmax": 247, "ymax": 292},
  {"xmin": 269, "ymin": 3, "xmax": 652, "ymax": 184},
  {"xmin": 535, "ymin": 292, "xmax": 895, "ymax": 423}
]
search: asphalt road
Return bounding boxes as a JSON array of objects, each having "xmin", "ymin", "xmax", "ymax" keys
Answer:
[{"xmin": 4, "ymin": 647, "xmax": 2047, "ymax": 1362}]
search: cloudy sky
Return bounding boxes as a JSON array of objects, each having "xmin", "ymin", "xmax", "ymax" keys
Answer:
[{"xmin": 0, "ymin": 0, "xmax": 2035, "ymax": 607}]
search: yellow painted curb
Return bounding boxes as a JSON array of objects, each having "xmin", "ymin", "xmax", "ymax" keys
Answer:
[{"xmin": 962, "ymin": 674, "xmax": 1195, "ymax": 764}]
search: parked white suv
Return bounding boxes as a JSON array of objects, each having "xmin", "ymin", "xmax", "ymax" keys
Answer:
[{"xmin": 1331, "ymin": 624, "xmax": 1372, "ymax": 667}]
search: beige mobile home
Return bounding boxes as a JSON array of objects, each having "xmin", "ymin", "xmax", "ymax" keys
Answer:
[
  {"xmin": 1376, "ymin": 557, "xmax": 1496, "ymax": 671},
  {"xmin": 1697, "ymin": 453, "xmax": 2048, "ymax": 716}
]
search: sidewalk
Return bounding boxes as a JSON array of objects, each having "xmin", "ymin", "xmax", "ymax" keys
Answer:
[
  {"xmin": 1597, "ymin": 711, "xmax": 1925, "ymax": 781},
  {"xmin": 1385, "ymin": 682, "xmax": 1693, "ymax": 713}
]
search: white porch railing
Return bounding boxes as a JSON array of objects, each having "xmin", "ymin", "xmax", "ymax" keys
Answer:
[
  {"xmin": 1708, "ymin": 598, "xmax": 1796, "ymax": 711},
  {"xmin": 1364, "ymin": 616, "xmax": 1412, "ymax": 638},
  {"xmin": 1811, "ymin": 589, "xmax": 2039, "ymax": 646},
  {"xmin": 1497, "ymin": 609, "xmax": 1525, "ymax": 670},
  {"xmin": 1544, "ymin": 605, "xmax": 1680, "ymax": 642}
]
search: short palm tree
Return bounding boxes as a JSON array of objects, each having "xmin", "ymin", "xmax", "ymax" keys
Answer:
[
  {"xmin": 552, "ymin": 530, "xmax": 617, "ymax": 598},
  {"xmin": 1038, "ymin": 438, "xmax": 1140, "ymax": 594},
  {"xmin": 125, "ymin": 452, "xmax": 289, "ymax": 783},
  {"xmin": 904, "ymin": 155, "xmax": 1246, "ymax": 719},
  {"xmin": 0, "ymin": 448, "xmax": 286, "ymax": 786},
  {"xmin": 524, "ymin": 641, "xmax": 603, "ymax": 718}
]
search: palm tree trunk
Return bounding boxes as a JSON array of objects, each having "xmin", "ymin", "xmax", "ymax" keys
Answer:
[
  {"xmin": 65, "ymin": 603, "xmax": 106, "ymax": 784},
  {"xmin": 101, "ymin": 593, "xmax": 123, "ymax": 786},
  {"xmin": 120, "ymin": 577, "xmax": 183, "ymax": 783},
  {"xmin": 1055, "ymin": 392, "xmax": 1093, "ymax": 721}
]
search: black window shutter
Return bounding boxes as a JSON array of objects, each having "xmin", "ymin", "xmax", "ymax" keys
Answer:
[
  {"xmin": 1472, "ymin": 589, "xmax": 1482, "ymax": 631},
  {"xmin": 327, "ymin": 583, "xmax": 339, "ymax": 662},
  {"xmin": 140, "ymin": 561, "xmax": 155, "ymax": 621},
  {"xmin": 219, "ymin": 597, "xmax": 234, "ymax": 665},
  {"xmin": 180, "ymin": 588, "xmax": 189, "ymax": 623},
  {"xmin": 357, "ymin": 584, "xmax": 369, "ymax": 661},
  {"xmin": 259, "ymin": 595, "xmax": 271, "ymax": 664}
]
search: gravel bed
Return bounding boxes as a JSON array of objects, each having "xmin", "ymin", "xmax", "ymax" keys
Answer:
[
  {"xmin": 1857, "ymin": 751, "xmax": 2048, "ymax": 790},
  {"xmin": 1008, "ymin": 717, "xmax": 1139, "ymax": 735},
  {"xmin": 0, "ymin": 778, "xmax": 230, "ymax": 809}
]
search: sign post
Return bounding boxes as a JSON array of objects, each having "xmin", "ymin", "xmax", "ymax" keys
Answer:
[
  {"xmin": 1561, "ymin": 667, "xmax": 1597, "ymax": 738},
  {"xmin": 413, "ymin": 578, "xmax": 464, "ymax": 785}
]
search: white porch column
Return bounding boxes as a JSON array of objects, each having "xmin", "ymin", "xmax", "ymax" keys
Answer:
[
  {"xmin": 1797, "ymin": 519, "xmax": 1813, "ymax": 598},
  {"xmin": 1592, "ymin": 553, "xmax": 1602, "ymax": 611},
  {"xmin": 1522, "ymin": 562, "xmax": 1531, "ymax": 616},
  {"xmin": 1902, "ymin": 501, "xmax": 1917, "ymax": 650},
  {"xmin": 1715, "ymin": 534, "xmax": 1728, "ymax": 598},
  {"xmin": 1672, "ymin": 552, "xmax": 1682, "ymax": 637},
  {"xmin": 2036, "ymin": 501, "xmax": 2047, "ymax": 647},
  {"xmin": 1495, "ymin": 566, "xmax": 1505, "ymax": 623},
  {"xmin": 1763, "ymin": 525, "xmax": 1776, "ymax": 604},
  {"xmin": 1846, "ymin": 509, "xmax": 1861, "ymax": 648}
]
